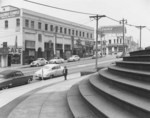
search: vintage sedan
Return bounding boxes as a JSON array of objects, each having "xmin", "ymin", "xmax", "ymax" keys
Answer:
[
  {"xmin": 34, "ymin": 64, "xmax": 65, "ymax": 80},
  {"xmin": 49, "ymin": 57, "xmax": 64, "ymax": 64},
  {"xmin": 30, "ymin": 58, "xmax": 48, "ymax": 67},
  {"xmin": 67, "ymin": 55, "xmax": 80, "ymax": 62},
  {"xmin": 0, "ymin": 70, "xmax": 33, "ymax": 90}
]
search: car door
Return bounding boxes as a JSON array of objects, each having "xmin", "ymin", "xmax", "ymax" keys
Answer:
[
  {"xmin": 51, "ymin": 66, "xmax": 57, "ymax": 76},
  {"xmin": 56, "ymin": 65, "xmax": 63, "ymax": 76}
]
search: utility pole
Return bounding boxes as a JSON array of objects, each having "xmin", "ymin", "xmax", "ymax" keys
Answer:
[
  {"xmin": 136, "ymin": 26, "xmax": 146, "ymax": 49},
  {"xmin": 120, "ymin": 18, "xmax": 127, "ymax": 56},
  {"xmin": 90, "ymin": 14, "xmax": 106, "ymax": 71}
]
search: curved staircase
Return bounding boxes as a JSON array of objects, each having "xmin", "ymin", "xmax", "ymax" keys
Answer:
[{"xmin": 67, "ymin": 50, "xmax": 150, "ymax": 118}]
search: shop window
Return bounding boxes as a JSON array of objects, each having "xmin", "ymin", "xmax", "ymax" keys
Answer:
[
  {"xmin": 16, "ymin": 18, "xmax": 20, "ymax": 27},
  {"xmin": 25, "ymin": 40, "xmax": 35, "ymax": 49},
  {"xmin": 5, "ymin": 20, "xmax": 8, "ymax": 28}
]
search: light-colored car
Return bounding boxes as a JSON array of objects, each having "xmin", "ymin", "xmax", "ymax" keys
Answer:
[
  {"xmin": 92, "ymin": 54, "xmax": 102, "ymax": 59},
  {"xmin": 30, "ymin": 58, "xmax": 48, "ymax": 67},
  {"xmin": 116, "ymin": 52, "xmax": 123, "ymax": 58},
  {"xmin": 34, "ymin": 64, "xmax": 65, "ymax": 80},
  {"xmin": 49, "ymin": 57, "xmax": 64, "ymax": 64},
  {"xmin": 67, "ymin": 55, "xmax": 80, "ymax": 62}
]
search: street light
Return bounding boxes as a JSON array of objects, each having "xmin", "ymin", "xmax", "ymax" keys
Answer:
[
  {"xmin": 136, "ymin": 26, "xmax": 146, "ymax": 49},
  {"xmin": 90, "ymin": 14, "xmax": 106, "ymax": 71}
]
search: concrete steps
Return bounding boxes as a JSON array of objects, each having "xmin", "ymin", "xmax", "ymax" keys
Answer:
[
  {"xmin": 67, "ymin": 83, "xmax": 97, "ymax": 118},
  {"xmin": 123, "ymin": 55, "xmax": 150, "ymax": 62},
  {"xmin": 67, "ymin": 49, "xmax": 150, "ymax": 118},
  {"xmin": 115, "ymin": 61, "xmax": 150, "ymax": 71}
]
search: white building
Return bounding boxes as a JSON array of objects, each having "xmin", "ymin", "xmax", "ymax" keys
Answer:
[
  {"xmin": 0, "ymin": 5, "xmax": 94, "ymax": 65},
  {"xmin": 98, "ymin": 25, "xmax": 132, "ymax": 55}
]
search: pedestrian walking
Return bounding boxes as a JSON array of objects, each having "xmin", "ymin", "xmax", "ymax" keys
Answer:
[{"xmin": 63, "ymin": 66, "xmax": 68, "ymax": 80}]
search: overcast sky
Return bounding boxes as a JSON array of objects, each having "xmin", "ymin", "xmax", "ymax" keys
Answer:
[{"xmin": 0, "ymin": 0, "xmax": 150, "ymax": 48}]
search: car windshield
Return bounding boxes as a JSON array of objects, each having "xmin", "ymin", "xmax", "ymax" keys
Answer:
[
  {"xmin": 0, "ymin": 74, "xmax": 5, "ymax": 79},
  {"xmin": 43, "ymin": 66, "xmax": 50, "ymax": 69}
]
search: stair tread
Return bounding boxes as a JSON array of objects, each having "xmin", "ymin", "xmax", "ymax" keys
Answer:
[
  {"xmin": 100, "ymin": 68, "xmax": 150, "ymax": 91},
  {"xmin": 117, "ymin": 61, "xmax": 150, "ymax": 64},
  {"xmin": 67, "ymin": 84, "xmax": 97, "ymax": 118},
  {"xmin": 89, "ymin": 74, "xmax": 150, "ymax": 111},
  {"xmin": 79, "ymin": 77, "xmax": 137, "ymax": 118},
  {"xmin": 109, "ymin": 65, "xmax": 150, "ymax": 75}
]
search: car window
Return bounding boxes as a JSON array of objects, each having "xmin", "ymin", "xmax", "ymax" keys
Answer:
[{"xmin": 15, "ymin": 71, "xmax": 23, "ymax": 76}]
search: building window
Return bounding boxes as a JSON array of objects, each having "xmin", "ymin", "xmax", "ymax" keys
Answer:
[
  {"xmin": 50, "ymin": 25, "xmax": 53, "ymax": 31},
  {"xmin": 60, "ymin": 27, "xmax": 63, "ymax": 33},
  {"xmin": 90, "ymin": 33, "xmax": 93, "ymax": 38},
  {"xmin": 64, "ymin": 28, "xmax": 67, "ymax": 34},
  {"xmin": 79, "ymin": 31, "xmax": 82, "ymax": 37},
  {"xmin": 72, "ymin": 30, "xmax": 74, "ymax": 35},
  {"xmin": 76, "ymin": 30, "xmax": 78, "ymax": 36},
  {"xmin": 83, "ymin": 32, "xmax": 85, "ymax": 37},
  {"xmin": 38, "ymin": 22, "xmax": 42, "ymax": 29},
  {"xmin": 109, "ymin": 40, "xmax": 111, "ymax": 44},
  {"xmin": 114, "ymin": 39, "xmax": 115, "ymax": 44},
  {"xmin": 31, "ymin": 21, "xmax": 34, "ymax": 29},
  {"xmin": 87, "ymin": 33, "xmax": 89, "ymax": 38},
  {"xmin": 38, "ymin": 34, "xmax": 42, "ymax": 42},
  {"xmin": 5, "ymin": 20, "xmax": 8, "ymax": 28},
  {"xmin": 55, "ymin": 26, "xmax": 58, "ymax": 33},
  {"xmin": 25, "ymin": 19, "xmax": 29, "ymax": 27},
  {"xmin": 16, "ymin": 18, "xmax": 20, "ymax": 27},
  {"xmin": 68, "ymin": 29, "xmax": 71, "ymax": 35},
  {"xmin": 45, "ymin": 24, "xmax": 48, "ymax": 31}
]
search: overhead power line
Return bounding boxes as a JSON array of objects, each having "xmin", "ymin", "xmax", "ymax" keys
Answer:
[{"xmin": 24, "ymin": 0, "xmax": 96, "ymax": 16}]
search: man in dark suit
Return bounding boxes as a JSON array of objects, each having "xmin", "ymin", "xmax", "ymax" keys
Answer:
[{"xmin": 63, "ymin": 66, "xmax": 68, "ymax": 80}]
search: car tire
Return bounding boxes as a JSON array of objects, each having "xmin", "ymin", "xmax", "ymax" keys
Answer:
[
  {"xmin": 27, "ymin": 78, "xmax": 32, "ymax": 84},
  {"xmin": 2, "ymin": 86, "xmax": 8, "ymax": 90},
  {"xmin": 36, "ymin": 63, "xmax": 39, "ymax": 67},
  {"xmin": 49, "ymin": 75, "xmax": 54, "ymax": 79}
]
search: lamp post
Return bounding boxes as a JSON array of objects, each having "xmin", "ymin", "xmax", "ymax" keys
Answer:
[
  {"xmin": 136, "ymin": 26, "xmax": 146, "ymax": 49},
  {"xmin": 90, "ymin": 14, "xmax": 106, "ymax": 71},
  {"xmin": 120, "ymin": 18, "xmax": 127, "ymax": 56}
]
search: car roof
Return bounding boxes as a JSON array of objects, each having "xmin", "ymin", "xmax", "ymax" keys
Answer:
[
  {"xmin": 0, "ymin": 70, "xmax": 18, "ymax": 76},
  {"xmin": 44, "ymin": 64, "xmax": 60, "ymax": 68}
]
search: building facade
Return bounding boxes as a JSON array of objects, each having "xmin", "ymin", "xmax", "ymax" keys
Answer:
[
  {"xmin": 98, "ymin": 25, "xmax": 132, "ymax": 55},
  {"xmin": 0, "ymin": 5, "xmax": 94, "ymax": 65}
]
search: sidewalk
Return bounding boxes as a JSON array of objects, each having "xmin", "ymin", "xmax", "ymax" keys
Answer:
[{"xmin": 0, "ymin": 73, "xmax": 90, "ymax": 118}]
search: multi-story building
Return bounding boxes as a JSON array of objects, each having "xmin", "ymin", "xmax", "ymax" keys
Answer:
[
  {"xmin": 98, "ymin": 25, "xmax": 133, "ymax": 55},
  {"xmin": 0, "ymin": 5, "xmax": 94, "ymax": 66}
]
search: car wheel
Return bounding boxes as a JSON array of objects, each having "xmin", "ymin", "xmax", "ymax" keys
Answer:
[
  {"xmin": 27, "ymin": 78, "xmax": 32, "ymax": 84},
  {"xmin": 2, "ymin": 86, "xmax": 8, "ymax": 90},
  {"xmin": 36, "ymin": 63, "xmax": 39, "ymax": 67},
  {"xmin": 49, "ymin": 75, "xmax": 54, "ymax": 79}
]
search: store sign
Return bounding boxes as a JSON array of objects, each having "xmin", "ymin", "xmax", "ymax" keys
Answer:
[
  {"xmin": 100, "ymin": 26, "xmax": 126, "ymax": 34},
  {"xmin": 0, "ymin": 10, "xmax": 20, "ymax": 19},
  {"xmin": 8, "ymin": 47, "xmax": 22, "ymax": 54}
]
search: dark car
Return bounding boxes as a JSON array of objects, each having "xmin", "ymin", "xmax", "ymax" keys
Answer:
[{"xmin": 0, "ymin": 70, "xmax": 33, "ymax": 90}]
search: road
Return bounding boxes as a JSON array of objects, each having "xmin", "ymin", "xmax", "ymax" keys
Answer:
[{"xmin": 0, "ymin": 55, "xmax": 121, "ymax": 109}]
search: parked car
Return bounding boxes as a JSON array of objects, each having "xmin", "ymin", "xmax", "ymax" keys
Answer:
[
  {"xmin": 67, "ymin": 55, "xmax": 80, "ymax": 62},
  {"xmin": 116, "ymin": 52, "xmax": 123, "ymax": 58},
  {"xmin": 34, "ymin": 64, "xmax": 65, "ymax": 80},
  {"xmin": 92, "ymin": 54, "xmax": 102, "ymax": 59},
  {"xmin": 49, "ymin": 57, "xmax": 64, "ymax": 64},
  {"xmin": 30, "ymin": 58, "xmax": 48, "ymax": 67},
  {"xmin": 0, "ymin": 70, "xmax": 32, "ymax": 90}
]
